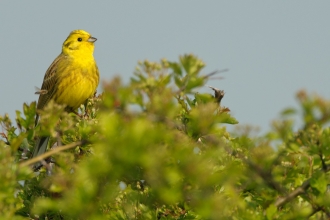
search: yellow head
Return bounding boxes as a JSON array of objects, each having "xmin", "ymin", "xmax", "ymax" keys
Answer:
[{"xmin": 62, "ymin": 30, "xmax": 97, "ymax": 56}]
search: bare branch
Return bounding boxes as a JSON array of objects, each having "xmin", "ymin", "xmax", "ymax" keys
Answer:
[
  {"xmin": 274, "ymin": 165, "xmax": 330, "ymax": 208},
  {"xmin": 274, "ymin": 179, "xmax": 310, "ymax": 208},
  {"xmin": 203, "ymin": 69, "xmax": 228, "ymax": 79}
]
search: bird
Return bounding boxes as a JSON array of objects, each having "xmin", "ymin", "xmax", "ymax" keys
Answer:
[{"xmin": 32, "ymin": 29, "xmax": 99, "ymax": 165}]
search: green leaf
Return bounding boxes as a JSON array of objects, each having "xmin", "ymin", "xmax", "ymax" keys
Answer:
[
  {"xmin": 168, "ymin": 61, "xmax": 182, "ymax": 76},
  {"xmin": 280, "ymin": 107, "xmax": 297, "ymax": 116},
  {"xmin": 218, "ymin": 112, "xmax": 239, "ymax": 124},
  {"xmin": 180, "ymin": 54, "xmax": 205, "ymax": 76},
  {"xmin": 194, "ymin": 93, "xmax": 214, "ymax": 105},
  {"xmin": 310, "ymin": 171, "xmax": 327, "ymax": 194},
  {"xmin": 266, "ymin": 204, "xmax": 277, "ymax": 220},
  {"xmin": 185, "ymin": 77, "xmax": 204, "ymax": 91}
]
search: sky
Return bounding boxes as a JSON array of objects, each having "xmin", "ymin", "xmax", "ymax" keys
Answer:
[{"xmin": 1, "ymin": 1, "xmax": 330, "ymax": 133}]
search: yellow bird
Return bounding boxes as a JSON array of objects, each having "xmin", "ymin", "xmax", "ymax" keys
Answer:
[{"xmin": 32, "ymin": 30, "xmax": 99, "ymax": 160}]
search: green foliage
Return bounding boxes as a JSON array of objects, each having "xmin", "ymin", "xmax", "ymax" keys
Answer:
[{"xmin": 1, "ymin": 55, "xmax": 330, "ymax": 219}]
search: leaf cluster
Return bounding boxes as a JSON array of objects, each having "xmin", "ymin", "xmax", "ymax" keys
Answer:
[{"xmin": 0, "ymin": 55, "xmax": 330, "ymax": 219}]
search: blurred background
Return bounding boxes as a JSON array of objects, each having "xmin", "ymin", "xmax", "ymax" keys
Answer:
[{"xmin": 1, "ymin": 1, "xmax": 330, "ymax": 133}]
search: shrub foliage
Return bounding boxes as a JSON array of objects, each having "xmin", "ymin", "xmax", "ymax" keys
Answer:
[{"xmin": 1, "ymin": 55, "xmax": 330, "ymax": 219}]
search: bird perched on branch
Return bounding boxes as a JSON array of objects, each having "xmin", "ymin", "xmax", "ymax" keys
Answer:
[{"xmin": 32, "ymin": 30, "xmax": 99, "ymax": 165}]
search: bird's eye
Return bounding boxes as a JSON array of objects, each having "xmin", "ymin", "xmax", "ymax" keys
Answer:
[{"xmin": 77, "ymin": 38, "xmax": 82, "ymax": 42}]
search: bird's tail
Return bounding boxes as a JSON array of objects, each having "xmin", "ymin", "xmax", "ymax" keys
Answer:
[
  {"xmin": 32, "ymin": 136, "xmax": 50, "ymax": 166},
  {"xmin": 33, "ymin": 136, "xmax": 50, "ymax": 157}
]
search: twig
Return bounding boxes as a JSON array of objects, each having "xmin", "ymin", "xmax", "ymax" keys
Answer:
[
  {"xmin": 243, "ymin": 157, "xmax": 286, "ymax": 194},
  {"xmin": 274, "ymin": 179, "xmax": 310, "ymax": 208},
  {"xmin": 226, "ymin": 147, "xmax": 285, "ymax": 194},
  {"xmin": 274, "ymin": 165, "xmax": 330, "ymax": 208},
  {"xmin": 308, "ymin": 205, "xmax": 330, "ymax": 218},
  {"xmin": 19, "ymin": 140, "xmax": 86, "ymax": 168},
  {"xmin": 203, "ymin": 69, "xmax": 228, "ymax": 79},
  {"xmin": 0, "ymin": 132, "xmax": 10, "ymax": 145},
  {"xmin": 307, "ymin": 196, "xmax": 330, "ymax": 218}
]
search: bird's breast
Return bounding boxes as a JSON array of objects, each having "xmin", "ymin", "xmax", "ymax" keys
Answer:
[{"xmin": 54, "ymin": 61, "xmax": 99, "ymax": 110}]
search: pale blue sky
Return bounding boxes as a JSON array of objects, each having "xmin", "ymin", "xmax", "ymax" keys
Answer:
[{"xmin": 1, "ymin": 1, "xmax": 330, "ymax": 133}]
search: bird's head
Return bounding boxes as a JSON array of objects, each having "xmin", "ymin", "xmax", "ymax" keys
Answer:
[{"xmin": 62, "ymin": 30, "xmax": 97, "ymax": 56}]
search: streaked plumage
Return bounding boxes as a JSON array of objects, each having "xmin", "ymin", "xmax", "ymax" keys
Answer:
[{"xmin": 32, "ymin": 30, "xmax": 99, "ymax": 160}]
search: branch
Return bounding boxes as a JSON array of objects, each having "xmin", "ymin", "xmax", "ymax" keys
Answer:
[
  {"xmin": 203, "ymin": 69, "xmax": 228, "ymax": 79},
  {"xmin": 0, "ymin": 132, "xmax": 10, "ymax": 145},
  {"xmin": 19, "ymin": 140, "xmax": 86, "ymax": 168},
  {"xmin": 243, "ymin": 157, "xmax": 286, "ymax": 194},
  {"xmin": 274, "ymin": 179, "xmax": 310, "ymax": 207},
  {"xmin": 224, "ymin": 146, "xmax": 286, "ymax": 194},
  {"xmin": 306, "ymin": 194, "xmax": 330, "ymax": 218},
  {"xmin": 274, "ymin": 165, "xmax": 330, "ymax": 208}
]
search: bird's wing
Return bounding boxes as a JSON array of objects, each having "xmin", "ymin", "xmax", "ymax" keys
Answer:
[{"xmin": 37, "ymin": 54, "xmax": 66, "ymax": 111}]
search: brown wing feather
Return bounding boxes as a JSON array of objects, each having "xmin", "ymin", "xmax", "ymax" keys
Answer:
[
  {"xmin": 35, "ymin": 53, "xmax": 67, "ymax": 125},
  {"xmin": 37, "ymin": 54, "xmax": 66, "ymax": 110}
]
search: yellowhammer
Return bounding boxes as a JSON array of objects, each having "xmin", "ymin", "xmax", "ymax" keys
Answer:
[{"xmin": 32, "ymin": 29, "xmax": 99, "ymax": 160}]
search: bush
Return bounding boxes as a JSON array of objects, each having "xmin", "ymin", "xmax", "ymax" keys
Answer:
[{"xmin": 1, "ymin": 55, "xmax": 330, "ymax": 219}]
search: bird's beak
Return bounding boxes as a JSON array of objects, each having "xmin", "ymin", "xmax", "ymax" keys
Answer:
[{"xmin": 88, "ymin": 36, "xmax": 97, "ymax": 42}]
